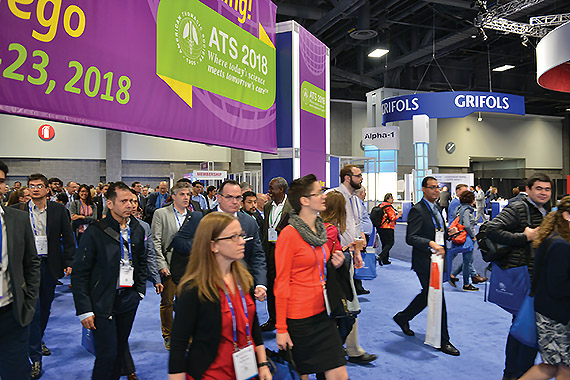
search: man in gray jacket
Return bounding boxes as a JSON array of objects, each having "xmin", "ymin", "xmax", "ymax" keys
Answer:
[
  {"xmin": 0, "ymin": 160, "xmax": 41, "ymax": 380},
  {"xmin": 151, "ymin": 182, "xmax": 191, "ymax": 350}
]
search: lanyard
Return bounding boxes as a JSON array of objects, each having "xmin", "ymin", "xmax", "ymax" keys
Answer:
[
  {"xmin": 28, "ymin": 202, "xmax": 46, "ymax": 236},
  {"xmin": 120, "ymin": 226, "xmax": 132, "ymax": 261},
  {"xmin": 349, "ymin": 196, "xmax": 360, "ymax": 224},
  {"xmin": 79, "ymin": 200, "xmax": 90, "ymax": 216},
  {"xmin": 422, "ymin": 199, "xmax": 441, "ymax": 230},
  {"xmin": 312, "ymin": 246, "xmax": 327, "ymax": 288},
  {"xmin": 173, "ymin": 205, "xmax": 186, "ymax": 228},
  {"xmin": 269, "ymin": 204, "xmax": 283, "ymax": 228},
  {"xmin": 223, "ymin": 281, "xmax": 251, "ymax": 349}
]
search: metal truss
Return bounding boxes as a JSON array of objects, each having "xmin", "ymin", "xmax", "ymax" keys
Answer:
[
  {"xmin": 474, "ymin": 0, "xmax": 570, "ymax": 38},
  {"xmin": 481, "ymin": 17, "xmax": 548, "ymax": 37},
  {"xmin": 475, "ymin": 0, "xmax": 545, "ymax": 25},
  {"xmin": 530, "ymin": 13, "xmax": 570, "ymax": 26}
]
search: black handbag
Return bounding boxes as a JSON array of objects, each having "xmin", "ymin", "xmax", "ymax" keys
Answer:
[{"xmin": 324, "ymin": 239, "xmax": 354, "ymax": 318}]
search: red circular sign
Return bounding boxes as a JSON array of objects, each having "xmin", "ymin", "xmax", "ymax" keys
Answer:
[{"xmin": 38, "ymin": 125, "xmax": 55, "ymax": 141}]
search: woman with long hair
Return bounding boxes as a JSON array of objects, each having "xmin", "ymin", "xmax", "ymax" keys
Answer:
[
  {"xmin": 70, "ymin": 184, "xmax": 98, "ymax": 241},
  {"xmin": 449, "ymin": 191, "xmax": 487, "ymax": 291},
  {"xmin": 274, "ymin": 174, "xmax": 348, "ymax": 380},
  {"xmin": 519, "ymin": 196, "xmax": 570, "ymax": 380},
  {"xmin": 168, "ymin": 212, "xmax": 271, "ymax": 380}
]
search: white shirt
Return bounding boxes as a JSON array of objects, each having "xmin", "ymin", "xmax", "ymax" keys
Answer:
[
  {"xmin": 268, "ymin": 195, "xmax": 287, "ymax": 229},
  {"xmin": 0, "ymin": 207, "xmax": 13, "ymax": 307},
  {"xmin": 332, "ymin": 184, "xmax": 362, "ymax": 247},
  {"xmin": 172, "ymin": 206, "xmax": 187, "ymax": 229}
]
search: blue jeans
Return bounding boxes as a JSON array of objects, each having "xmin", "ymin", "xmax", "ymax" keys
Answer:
[{"xmin": 451, "ymin": 250, "xmax": 475, "ymax": 286}]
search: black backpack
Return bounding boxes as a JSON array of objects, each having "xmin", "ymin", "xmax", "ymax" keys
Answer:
[
  {"xmin": 370, "ymin": 204, "xmax": 390, "ymax": 230},
  {"xmin": 476, "ymin": 201, "xmax": 530, "ymax": 262}
]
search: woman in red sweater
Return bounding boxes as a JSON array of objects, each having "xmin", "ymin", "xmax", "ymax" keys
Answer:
[{"xmin": 274, "ymin": 174, "xmax": 348, "ymax": 380}]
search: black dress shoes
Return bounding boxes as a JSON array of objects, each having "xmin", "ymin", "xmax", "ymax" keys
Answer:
[
  {"xmin": 356, "ymin": 288, "xmax": 370, "ymax": 295},
  {"xmin": 41, "ymin": 342, "xmax": 51, "ymax": 356},
  {"xmin": 393, "ymin": 313, "xmax": 414, "ymax": 336},
  {"xmin": 439, "ymin": 342, "xmax": 460, "ymax": 356},
  {"xmin": 347, "ymin": 352, "xmax": 377, "ymax": 364},
  {"xmin": 382, "ymin": 260, "xmax": 392, "ymax": 265},
  {"xmin": 30, "ymin": 362, "xmax": 42, "ymax": 379},
  {"xmin": 261, "ymin": 320, "xmax": 275, "ymax": 332}
]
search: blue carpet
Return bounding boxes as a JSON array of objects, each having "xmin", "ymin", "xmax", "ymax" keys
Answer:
[{"xmin": 41, "ymin": 223, "xmax": 517, "ymax": 379}]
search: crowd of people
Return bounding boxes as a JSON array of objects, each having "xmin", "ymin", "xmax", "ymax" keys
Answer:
[{"xmin": 0, "ymin": 160, "xmax": 568, "ymax": 380}]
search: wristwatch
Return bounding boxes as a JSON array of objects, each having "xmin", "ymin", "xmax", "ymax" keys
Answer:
[{"xmin": 257, "ymin": 361, "xmax": 270, "ymax": 368}]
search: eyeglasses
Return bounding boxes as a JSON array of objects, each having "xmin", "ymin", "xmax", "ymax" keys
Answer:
[
  {"xmin": 350, "ymin": 173, "xmax": 363, "ymax": 178},
  {"xmin": 220, "ymin": 194, "xmax": 243, "ymax": 202},
  {"xmin": 28, "ymin": 184, "xmax": 46, "ymax": 189},
  {"xmin": 215, "ymin": 231, "xmax": 249, "ymax": 242},
  {"xmin": 424, "ymin": 186, "xmax": 439, "ymax": 190},
  {"xmin": 306, "ymin": 190, "xmax": 325, "ymax": 198}
]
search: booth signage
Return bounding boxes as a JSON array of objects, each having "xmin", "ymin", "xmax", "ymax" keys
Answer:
[
  {"xmin": 0, "ymin": 0, "xmax": 277, "ymax": 153},
  {"xmin": 192, "ymin": 170, "xmax": 227, "ymax": 180},
  {"xmin": 381, "ymin": 91, "xmax": 525, "ymax": 125},
  {"xmin": 362, "ymin": 126, "xmax": 399, "ymax": 150}
]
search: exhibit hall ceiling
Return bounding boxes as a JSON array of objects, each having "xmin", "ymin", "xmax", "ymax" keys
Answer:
[{"xmin": 276, "ymin": 0, "xmax": 570, "ymax": 115}]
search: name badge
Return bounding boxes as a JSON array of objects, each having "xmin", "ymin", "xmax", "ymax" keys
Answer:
[
  {"xmin": 435, "ymin": 230, "xmax": 445, "ymax": 247},
  {"xmin": 322, "ymin": 286, "xmax": 331, "ymax": 317},
  {"xmin": 35, "ymin": 236, "xmax": 48, "ymax": 256},
  {"xmin": 268, "ymin": 228, "xmax": 278, "ymax": 242},
  {"xmin": 232, "ymin": 344, "xmax": 258, "ymax": 380},
  {"xmin": 119, "ymin": 259, "xmax": 134, "ymax": 288}
]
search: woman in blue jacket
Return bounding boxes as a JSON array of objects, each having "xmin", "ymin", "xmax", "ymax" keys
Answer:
[{"xmin": 520, "ymin": 196, "xmax": 570, "ymax": 380}]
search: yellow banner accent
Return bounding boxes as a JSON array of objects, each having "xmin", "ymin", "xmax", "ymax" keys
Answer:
[
  {"xmin": 157, "ymin": 74, "xmax": 193, "ymax": 108},
  {"xmin": 258, "ymin": 23, "xmax": 275, "ymax": 49}
]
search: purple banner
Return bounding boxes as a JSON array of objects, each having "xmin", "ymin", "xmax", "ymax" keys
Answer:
[
  {"xmin": 298, "ymin": 26, "xmax": 327, "ymax": 180},
  {"xmin": 0, "ymin": 0, "xmax": 277, "ymax": 153}
]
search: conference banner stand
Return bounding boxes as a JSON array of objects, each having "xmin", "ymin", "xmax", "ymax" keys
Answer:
[{"xmin": 262, "ymin": 21, "xmax": 330, "ymax": 190}]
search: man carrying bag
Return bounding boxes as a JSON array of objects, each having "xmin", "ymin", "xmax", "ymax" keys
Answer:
[{"xmin": 485, "ymin": 173, "xmax": 552, "ymax": 380}]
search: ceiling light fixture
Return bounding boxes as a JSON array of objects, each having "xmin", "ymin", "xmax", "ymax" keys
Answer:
[
  {"xmin": 368, "ymin": 48, "xmax": 389, "ymax": 58},
  {"xmin": 477, "ymin": 112, "xmax": 483, "ymax": 122},
  {"xmin": 493, "ymin": 64, "xmax": 515, "ymax": 72}
]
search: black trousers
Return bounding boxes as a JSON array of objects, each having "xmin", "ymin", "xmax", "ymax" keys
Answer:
[
  {"xmin": 266, "ymin": 243, "xmax": 276, "ymax": 322},
  {"xmin": 398, "ymin": 270, "xmax": 450, "ymax": 344},
  {"xmin": 91, "ymin": 288, "xmax": 140, "ymax": 380},
  {"xmin": 378, "ymin": 228, "xmax": 394, "ymax": 263},
  {"xmin": 29, "ymin": 259, "xmax": 58, "ymax": 363},
  {"xmin": 504, "ymin": 317, "xmax": 538, "ymax": 378},
  {"xmin": 0, "ymin": 305, "xmax": 30, "ymax": 380}
]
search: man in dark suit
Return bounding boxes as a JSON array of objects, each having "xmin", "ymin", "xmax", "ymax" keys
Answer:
[
  {"xmin": 13, "ymin": 173, "xmax": 75, "ymax": 379},
  {"xmin": 261, "ymin": 177, "xmax": 291, "ymax": 331},
  {"xmin": 393, "ymin": 176, "xmax": 460, "ymax": 356},
  {"xmin": 144, "ymin": 181, "xmax": 169, "ymax": 224},
  {"xmin": 214, "ymin": 180, "xmax": 267, "ymax": 300},
  {"xmin": 72, "ymin": 182, "xmax": 148, "ymax": 380},
  {"xmin": 0, "ymin": 161, "xmax": 41, "ymax": 380},
  {"xmin": 93, "ymin": 183, "xmax": 109, "ymax": 220}
]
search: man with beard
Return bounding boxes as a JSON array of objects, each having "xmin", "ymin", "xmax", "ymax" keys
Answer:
[
  {"xmin": 241, "ymin": 191, "xmax": 264, "ymax": 230},
  {"xmin": 48, "ymin": 178, "xmax": 63, "ymax": 203},
  {"xmin": 331, "ymin": 165, "xmax": 377, "ymax": 365}
]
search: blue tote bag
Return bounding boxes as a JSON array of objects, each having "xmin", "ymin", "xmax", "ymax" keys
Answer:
[
  {"xmin": 509, "ymin": 294, "xmax": 538, "ymax": 348},
  {"xmin": 354, "ymin": 250, "xmax": 377, "ymax": 280},
  {"xmin": 488, "ymin": 263, "xmax": 530, "ymax": 315}
]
